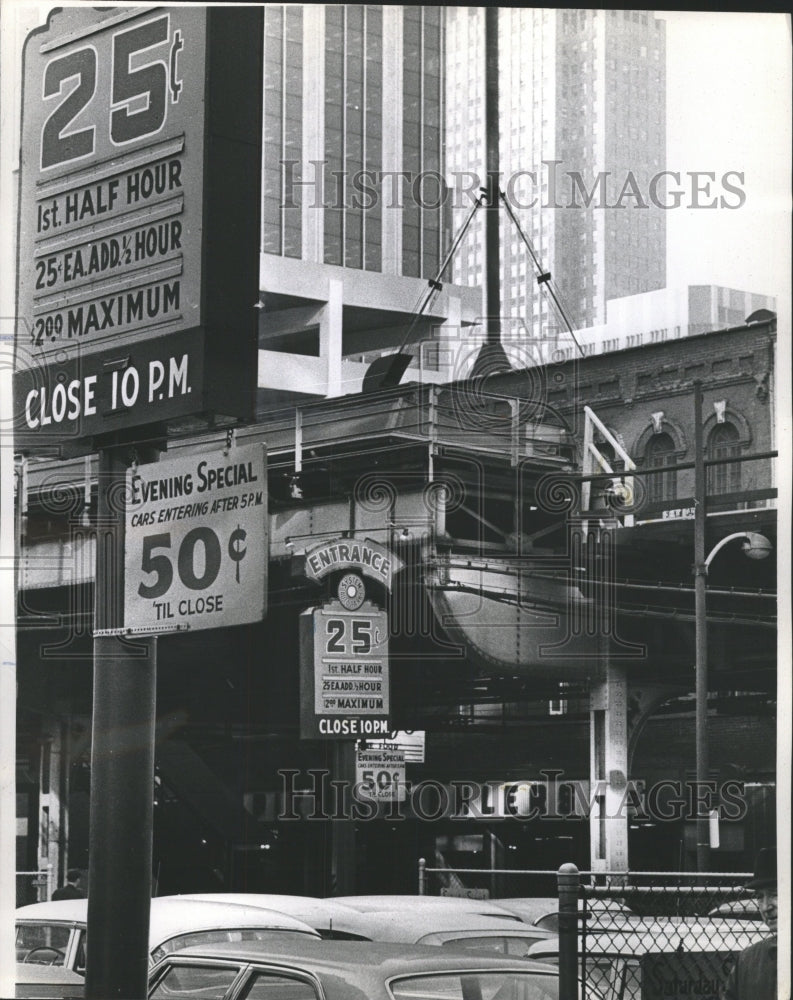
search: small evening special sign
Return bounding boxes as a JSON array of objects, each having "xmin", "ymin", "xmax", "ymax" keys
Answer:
[
  {"xmin": 124, "ymin": 444, "xmax": 267, "ymax": 632},
  {"xmin": 300, "ymin": 602, "xmax": 390, "ymax": 739},
  {"xmin": 355, "ymin": 747, "xmax": 406, "ymax": 802}
]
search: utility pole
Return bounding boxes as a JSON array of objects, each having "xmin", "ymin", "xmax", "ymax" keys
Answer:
[
  {"xmin": 472, "ymin": 6, "xmax": 509, "ymax": 378},
  {"xmin": 485, "ymin": 5, "xmax": 501, "ymax": 347}
]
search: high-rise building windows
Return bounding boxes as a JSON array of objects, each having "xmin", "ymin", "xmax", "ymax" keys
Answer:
[
  {"xmin": 263, "ymin": 5, "xmax": 303, "ymax": 259},
  {"xmin": 402, "ymin": 6, "xmax": 446, "ymax": 279},
  {"xmin": 323, "ymin": 5, "xmax": 383, "ymax": 270}
]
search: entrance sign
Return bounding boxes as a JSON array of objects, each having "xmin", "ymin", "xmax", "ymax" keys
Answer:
[
  {"xmin": 15, "ymin": 7, "xmax": 263, "ymax": 452},
  {"xmin": 304, "ymin": 537, "xmax": 403, "ymax": 589},
  {"xmin": 124, "ymin": 444, "xmax": 267, "ymax": 632},
  {"xmin": 355, "ymin": 747, "xmax": 406, "ymax": 802},
  {"xmin": 300, "ymin": 602, "xmax": 390, "ymax": 739}
]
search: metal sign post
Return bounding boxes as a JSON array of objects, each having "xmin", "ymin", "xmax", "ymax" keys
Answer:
[{"xmin": 87, "ymin": 445, "xmax": 157, "ymax": 1000}]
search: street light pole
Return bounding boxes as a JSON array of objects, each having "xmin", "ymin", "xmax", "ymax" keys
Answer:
[
  {"xmin": 693, "ymin": 382, "xmax": 710, "ymax": 873},
  {"xmin": 693, "ymin": 381, "xmax": 772, "ymax": 872}
]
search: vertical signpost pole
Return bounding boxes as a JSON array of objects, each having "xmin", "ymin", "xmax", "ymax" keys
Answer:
[
  {"xmin": 86, "ymin": 445, "xmax": 157, "ymax": 1000},
  {"xmin": 330, "ymin": 741, "xmax": 356, "ymax": 895}
]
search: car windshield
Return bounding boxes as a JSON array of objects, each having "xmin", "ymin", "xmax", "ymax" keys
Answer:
[
  {"xmin": 15, "ymin": 923, "xmax": 71, "ymax": 966},
  {"xmin": 149, "ymin": 963, "xmax": 241, "ymax": 999},
  {"xmin": 389, "ymin": 971, "xmax": 561, "ymax": 999}
]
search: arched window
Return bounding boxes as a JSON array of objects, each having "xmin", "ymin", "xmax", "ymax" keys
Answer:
[
  {"xmin": 645, "ymin": 432, "xmax": 677, "ymax": 503},
  {"xmin": 707, "ymin": 422, "xmax": 741, "ymax": 496}
]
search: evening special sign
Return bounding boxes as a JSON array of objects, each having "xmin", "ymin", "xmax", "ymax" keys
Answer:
[
  {"xmin": 14, "ymin": 7, "xmax": 262, "ymax": 452},
  {"xmin": 355, "ymin": 747, "xmax": 407, "ymax": 802},
  {"xmin": 124, "ymin": 444, "xmax": 267, "ymax": 632},
  {"xmin": 299, "ymin": 602, "xmax": 390, "ymax": 739}
]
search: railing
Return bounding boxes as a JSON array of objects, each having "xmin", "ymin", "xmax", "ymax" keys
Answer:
[{"xmin": 418, "ymin": 859, "xmax": 563, "ymax": 899}]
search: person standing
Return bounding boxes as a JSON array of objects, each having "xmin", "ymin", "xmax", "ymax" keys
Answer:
[
  {"xmin": 51, "ymin": 868, "xmax": 86, "ymax": 900},
  {"xmin": 723, "ymin": 848, "xmax": 777, "ymax": 1000}
]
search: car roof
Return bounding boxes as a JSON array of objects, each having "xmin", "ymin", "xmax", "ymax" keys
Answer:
[
  {"xmin": 360, "ymin": 908, "xmax": 554, "ymax": 943},
  {"xmin": 16, "ymin": 899, "xmax": 89, "ymax": 923},
  {"xmin": 15, "ymin": 962, "xmax": 85, "ymax": 1000},
  {"xmin": 159, "ymin": 935, "xmax": 561, "ymax": 975},
  {"xmin": 707, "ymin": 899, "xmax": 762, "ymax": 919},
  {"xmin": 333, "ymin": 894, "xmax": 520, "ymax": 919},
  {"xmin": 489, "ymin": 898, "xmax": 558, "ymax": 923},
  {"xmin": 15, "ymin": 962, "xmax": 84, "ymax": 984},
  {"xmin": 16, "ymin": 896, "xmax": 321, "ymax": 943},
  {"xmin": 174, "ymin": 893, "xmax": 372, "ymax": 937},
  {"xmin": 491, "ymin": 897, "xmax": 635, "ymax": 923}
]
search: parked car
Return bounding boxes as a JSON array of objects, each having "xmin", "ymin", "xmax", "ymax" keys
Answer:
[
  {"xmin": 173, "ymin": 892, "xmax": 375, "ymax": 939},
  {"xmin": 360, "ymin": 907, "xmax": 556, "ymax": 956},
  {"xmin": 15, "ymin": 962, "xmax": 84, "ymax": 1000},
  {"xmin": 334, "ymin": 893, "xmax": 522, "ymax": 920},
  {"xmin": 526, "ymin": 919, "xmax": 768, "ymax": 1000},
  {"xmin": 147, "ymin": 936, "xmax": 567, "ymax": 1000},
  {"xmin": 706, "ymin": 898, "xmax": 762, "ymax": 921},
  {"xmin": 493, "ymin": 897, "xmax": 637, "ymax": 932},
  {"xmin": 179, "ymin": 892, "xmax": 556, "ymax": 955},
  {"xmin": 15, "ymin": 895, "xmax": 320, "ymax": 987}
]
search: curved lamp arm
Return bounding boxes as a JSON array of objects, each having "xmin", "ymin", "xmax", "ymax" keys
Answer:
[{"xmin": 703, "ymin": 531, "xmax": 772, "ymax": 572}]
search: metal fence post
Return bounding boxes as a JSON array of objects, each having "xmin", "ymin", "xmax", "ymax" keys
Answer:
[
  {"xmin": 418, "ymin": 857, "xmax": 426, "ymax": 895},
  {"xmin": 558, "ymin": 863, "xmax": 580, "ymax": 1000}
]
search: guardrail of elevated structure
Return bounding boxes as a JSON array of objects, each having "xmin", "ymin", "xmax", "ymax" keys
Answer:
[
  {"xmin": 259, "ymin": 383, "xmax": 577, "ymax": 472},
  {"xmin": 576, "ymin": 449, "xmax": 778, "ymax": 531},
  {"xmin": 18, "ymin": 382, "xmax": 576, "ymax": 503},
  {"xmin": 17, "ymin": 866, "xmax": 53, "ymax": 905}
]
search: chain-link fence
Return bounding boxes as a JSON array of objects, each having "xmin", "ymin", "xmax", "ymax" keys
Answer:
[
  {"xmin": 571, "ymin": 870, "xmax": 768, "ymax": 1000},
  {"xmin": 417, "ymin": 861, "xmax": 771, "ymax": 1000}
]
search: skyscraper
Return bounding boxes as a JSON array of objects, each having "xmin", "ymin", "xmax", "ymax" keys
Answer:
[
  {"xmin": 258, "ymin": 5, "xmax": 478, "ymax": 399},
  {"xmin": 445, "ymin": 8, "xmax": 667, "ymax": 335},
  {"xmin": 262, "ymin": 4, "xmax": 447, "ymax": 280}
]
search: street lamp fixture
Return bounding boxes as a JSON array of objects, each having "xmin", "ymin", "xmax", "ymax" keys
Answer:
[{"xmin": 703, "ymin": 531, "xmax": 773, "ymax": 571}]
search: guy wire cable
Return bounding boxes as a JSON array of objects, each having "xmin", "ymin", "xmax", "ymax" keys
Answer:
[{"xmin": 499, "ymin": 189, "xmax": 584, "ymax": 358}]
